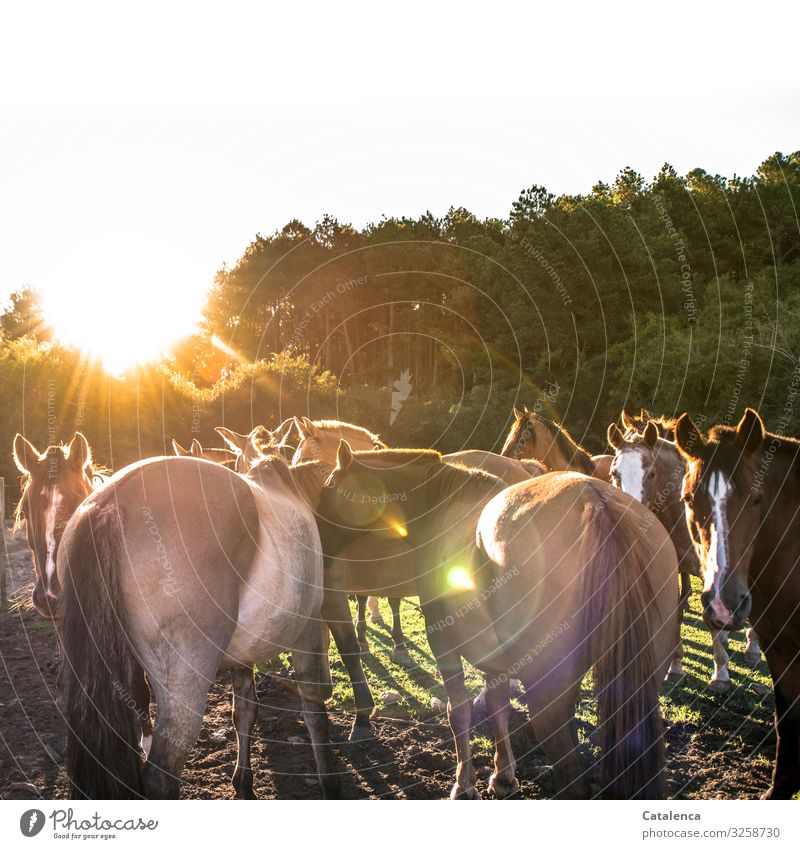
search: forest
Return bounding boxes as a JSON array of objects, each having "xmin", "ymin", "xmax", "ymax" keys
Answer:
[{"xmin": 1, "ymin": 150, "xmax": 799, "ymax": 489}]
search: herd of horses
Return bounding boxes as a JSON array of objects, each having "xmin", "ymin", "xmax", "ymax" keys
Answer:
[{"xmin": 9, "ymin": 404, "xmax": 800, "ymax": 801}]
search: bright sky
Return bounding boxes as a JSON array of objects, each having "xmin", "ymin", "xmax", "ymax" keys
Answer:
[{"xmin": 1, "ymin": 1, "xmax": 798, "ymax": 370}]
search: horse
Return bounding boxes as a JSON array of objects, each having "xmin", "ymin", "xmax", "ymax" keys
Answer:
[
  {"xmin": 316, "ymin": 442, "xmax": 679, "ymax": 798},
  {"xmin": 56, "ymin": 453, "xmax": 339, "ymax": 799},
  {"xmin": 607, "ymin": 420, "xmax": 762, "ymax": 689},
  {"xmin": 13, "ymin": 432, "xmax": 155, "ymax": 746},
  {"xmin": 172, "ymin": 437, "xmax": 236, "ymax": 465},
  {"xmin": 501, "ymin": 407, "xmax": 613, "ymax": 480},
  {"xmin": 12, "ymin": 433, "xmax": 96, "ymax": 620},
  {"xmin": 291, "ymin": 419, "xmax": 547, "ymax": 665},
  {"xmin": 675, "ymin": 408, "xmax": 800, "ymax": 799}
]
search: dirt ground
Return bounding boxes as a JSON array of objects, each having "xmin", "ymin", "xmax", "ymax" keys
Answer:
[{"xmin": 0, "ymin": 522, "xmax": 776, "ymax": 801}]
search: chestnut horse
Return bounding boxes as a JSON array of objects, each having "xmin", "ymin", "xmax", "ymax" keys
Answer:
[
  {"xmin": 675, "ymin": 408, "xmax": 800, "ymax": 799},
  {"xmin": 316, "ymin": 443, "xmax": 678, "ymax": 798},
  {"xmin": 501, "ymin": 407, "xmax": 613, "ymax": 480},
  {"xmin": 607, "ymin": 420, "xmax": 762, "ymax": 689}
]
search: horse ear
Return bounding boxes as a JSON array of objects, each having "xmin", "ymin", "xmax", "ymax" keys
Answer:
[
  {"xmin": 172, "ymin": 439, "xmax": 188, "ymax": 456},
  {"xmin": 302, "ymin": 417, "xmax": 321, "ymax": 438},
  {"xmin": 735, "ymin": 407, "xmax": 765, "ymax": 453},
  {"xmin": 13, "ymin": 434, "xmax": 41, "ymax": 474},
  {"xmin": 523, "ymin": 405, "xmax": 531, "ymax": 415},
  {"xmin": 68, "ymin": 432, "xmax": 91, "ymax": 469},
  {"xmin": 513, "ymin": 406, "xmax": 523, "ymax": 421},
  {"xmin": 215, "ymin": 426, "xmax": 247, "ymax": 453},
  {"xmin": 190, "ymin": 439, "xmax": 203, "ymax": 457},
  {"xmin": 335, "ymin": 439, "xmax": 353, "ymax": 471},
  {"xmin": 674, "ymin": 414, "xmax": 705, "ymax": 459},
  {"xmin": 607, "ymin": 423, "xmax": 625, "ymax": 450},
  {"xmin": 643, "ymin": 421, "xmax": 659, "ymax": 448},
  {"xmin": 620, "ymin": 409, "xmax": 635, "ymax": 431},
  {"xmin": 243, "ymin": 433, "xmax": 265, "ymax": 469}
]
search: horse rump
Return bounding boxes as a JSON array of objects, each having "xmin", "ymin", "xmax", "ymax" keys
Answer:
[{"xmin": 59, "ymin": 503, "xmax": 144, "ymax": 799}]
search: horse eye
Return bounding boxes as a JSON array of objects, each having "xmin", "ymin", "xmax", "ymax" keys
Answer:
[
  {"xmin": 752, "ymin": 491, "xmax": 763, "ymax": 506},
  {"xmin": 681, "ymin": 493, "xmax": 693, "ymax": 505},
  {"xmin": 648, "ymin": 470, "xmax": 655, "ymax": 479}
]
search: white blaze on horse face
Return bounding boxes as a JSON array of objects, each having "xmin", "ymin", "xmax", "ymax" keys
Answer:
[
  {"xmin": 616, "ymin": 450, "xmax": 645, "ymax": 503},
  {"xmin": 703, "ymin": 471, "xmax": 732, "ymax": 620},
  {"xmin": 43, "ymin": 487, "xmax": 63, "ymax": 596}
]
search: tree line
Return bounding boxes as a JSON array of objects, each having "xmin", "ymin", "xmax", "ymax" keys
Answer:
[{"xmin": 2, "ymin": 150, "xmax": 799, "ymax": 495}]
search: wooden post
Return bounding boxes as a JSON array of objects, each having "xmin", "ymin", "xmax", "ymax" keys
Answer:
[{"xmin": 0, "ymin": 477, "xmax": 9, "ymax": 611}]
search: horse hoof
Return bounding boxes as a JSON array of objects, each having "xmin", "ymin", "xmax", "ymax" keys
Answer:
[
  {"xmin": 489, "ymin": 774, "xmax": 520, "ymax": 798},
  {"xmin": 348, "ymin": 723, "xmax": 376, "ymax": 743},
  {"xmin": 370, "ymin": 614, "xmax": 386, "ymax": 626},
  {"xmin": 391, "ymin": 647, "xmax": 412, "ymax": 667},
  {"xmin": 744, "ymin": 651, "xmax": 762, "ymax": 667},
  {"xmin": 450, "ymin": 783, "xmax": 481, "ymax": 799},
  {"xmin": 708, "ymin": 679, "xmax": 731, "ymax": 693}
]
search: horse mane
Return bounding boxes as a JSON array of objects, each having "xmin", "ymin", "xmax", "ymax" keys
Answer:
[
  {"xmin": 313, "ymin": 419, "xmax": 386, "ymax": 448},
  {"xmin": 537, "ymin": 417, "xmax": 596, "ymax": 475}
]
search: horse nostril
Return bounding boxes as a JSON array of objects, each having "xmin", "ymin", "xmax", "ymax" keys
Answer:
[{"xmin": 700, "ymin": 590, "xmax": 714, "ymax": 610}]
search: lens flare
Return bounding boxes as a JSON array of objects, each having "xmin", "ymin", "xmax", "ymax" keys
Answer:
[
  {"xmin": 447, "ymin": 566, "xmax": 475, "ymax": 591},
  {"xmin": 389, "ymin": 521, "xmax": 408, "ymax": 537}
]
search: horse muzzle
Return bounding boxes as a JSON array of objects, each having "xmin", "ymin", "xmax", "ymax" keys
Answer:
[
  {"xmin": 701, "ymin": 587, "xmax": 750, "ymax": 632},
  {"xmin": 32, "ymin": 582, "xmax": 59, "ymax": 620}
]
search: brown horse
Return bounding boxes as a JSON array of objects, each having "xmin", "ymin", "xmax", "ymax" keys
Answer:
[
  {"xmin": 172, "ymin": 437, "xmax": 236, "ymax": 465},
  {"xmin": 13, "ymin": 433, "xmax": 96, "ymax": 620},
  {"xmin": 501, "ymin": 407, "xmax": 612, "ymax": 480},
  {"xmin": 316, "ymin": 443, "xmax": 678, "ymax": 798},
  {"xmin": 57, "ymin": 453, "xmax": 338, "ymax": 799},
  {"xmin": 675, "ymin": 408, "xmax": 800, "ymax": 799},
  {"xmin": 607, "ymin": 420, "xmax": 762, "ymax": 689},
  {"xmin": 622, "ymin": 409, "xmax": 678, "ymax": 441},
  {"xmin": 13, "ymin": 432, "xmax": 155, "ymax": 748}
]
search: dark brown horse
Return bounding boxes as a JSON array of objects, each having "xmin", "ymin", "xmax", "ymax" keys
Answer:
[
  {"xmin": 607, "ymin": 420, "xmax": 762, "ymax": 688},
  {"xmin": 56, "ymin": 454, "xmax": 338, "ymax": 799},
  {"xmin": 675, "ymin": 408, "xmax": 800, "ymax": 799},
  {"xmin": 316, "ymin": 443, "xmax": 678, "ymax": 798},
  {"xmin": 501, "ymin": 407, "xmax": 613, "ymax": 480}
]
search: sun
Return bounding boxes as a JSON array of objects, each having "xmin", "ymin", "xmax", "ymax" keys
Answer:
[{"xmin": 39, "ymin": 242, "xmax": 208, "ymax": 375}]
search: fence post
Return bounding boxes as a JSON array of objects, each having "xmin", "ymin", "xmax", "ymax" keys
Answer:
[{"xmin": 0, "ymin": 477, "xmax": 9, "ymax": 611}]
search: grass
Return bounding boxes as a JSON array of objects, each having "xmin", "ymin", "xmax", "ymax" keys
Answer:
[{"xmin": 318, "ymin": 580, "xmax": 779, "ymax": 797}]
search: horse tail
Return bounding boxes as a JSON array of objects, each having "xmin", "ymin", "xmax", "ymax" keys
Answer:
[
  {"xmin": 579, "ymin": 493, "xmax": 665, "ymax": 799},
  {"xmin": 59, "ymin": 504, "xmax": 143, "ymax": 799}
]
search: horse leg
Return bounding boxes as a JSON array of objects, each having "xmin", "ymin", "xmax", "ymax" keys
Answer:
[
  {"xmin": 485, "ymin": 675, "xmax": 518, "ymax": 798},
  {"xmin": 424, "ymin": 621, "xmax": 477, "ymax": 799},
  {"xmin": 524, "ymin": 677, "xmax": 589, "ymax": 799},
  {"xmin": 143, "ymin": 676, "xmax": 210, "ymax": 799},
  {"xmin": 323, "ymin": 589, "xmax": 375, "ymax": 741},
  {"xmin": 763, "ymin": 683, "xmax": 800, "ymax": 799},
  {"xmin": 292, "ymin": 627, "xmax": 342, "ymax": 799},
  {"xmin": 354, "ymin": 595, "xmax": 370, "ymax": 654},
  {"xmin": 389, "ymin": 597, "xmax": 411, "ymax": 667},
  {"xmin": 709, "ymin": 628, "xmax": 731, "ymax": 692},
  {"xmin": 230, "ymin": 667, "xmax": 258, "ymax": 799},
  {"xmin": 132, "ymin": 662, "xmax": 154, "ymax": 755},
  {"xmin": 367, "ymin": 595, "xmax": 384, "ymax": 625},
  {"xmin": 744, "ymin": 627, "xmax": 763, "ymax": 667},
  {"xmin": 665, "ymin": 587, "xmax": 686, "ymax": 686}
]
